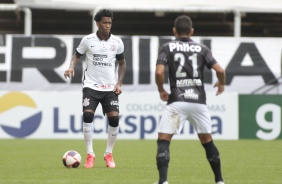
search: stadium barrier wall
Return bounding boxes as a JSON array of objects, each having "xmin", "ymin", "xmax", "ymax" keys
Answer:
[
  {"xmin": 0, "ymin": 91, "xmax": 238, "ymax": 140},
  {"xmin": 1, "ymin": 91, "xmax": 282, "ymax": 140},
  {"xmin": 0, "ymin": 35, "xmax": 282, "ymax": 93},
  {"xmin": 239, "ymin": 95, "xmax": 282, "ymax": 140},
  {"xmin": 0, "ymin": 35, "xmax": 282, "ymax": 140}
]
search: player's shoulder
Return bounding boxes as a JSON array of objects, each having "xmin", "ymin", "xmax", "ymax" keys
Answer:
[
  {"xmin": 82, "ymin": 33, "xmax": 97, "ymax": 41},
  {"xmin": 188, "ymin": 39, "xmax": 209, "ymax": 50},
  {"xmin": 163, "ymin": 39, "xmax": 175, "ymax": 46},
  {"xmin": 109, "ymin": 34, "xmax": 123, "ymax": 43}
]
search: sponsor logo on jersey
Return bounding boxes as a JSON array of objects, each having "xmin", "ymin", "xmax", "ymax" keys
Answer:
[
  {"xmin": 110, "ymin": 100, "xmax": 119, "ymax": 106},
  {"xmin": 92, "ymin": 54, "xmax": 112, "ymax": 67},
  {"xmin": 169, "ymin": 42, "xmax": 202, "ymax": 53},
  {"xmin": 179, "ymin": 89, "xmax": 199, "ymax": 100},
  {"xmin": 176, "ymin": 79, "xmax": 202, "ymax": 87},
  {"xmin": 94, "ymin": 84, "xmax": 113, "ymax": 89},
  {"xmin": 93, "ymin": 61, "xmax": 113, "ymax": 67},
  {"xmin": 93, "ymin": 54, "xmax": 107, "ymax": 58}
]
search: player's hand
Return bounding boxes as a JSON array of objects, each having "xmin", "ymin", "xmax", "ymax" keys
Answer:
[
  {"xmin": 159, "ymin": 90, "xmax": 169, "ymax": 101},
  {"xmin": 213, "ymin": 81, "xmax": 225, "ymax": 96},
  {"xmin": 64, "ymin": 68, "xmax": 75, "ymax": 79},
  {"xmin": 113, "ymin": 84, "xmax": 122, "ymax": 95}
]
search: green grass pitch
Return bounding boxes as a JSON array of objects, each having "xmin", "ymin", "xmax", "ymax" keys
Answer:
[{"xmin": 0, "ymin": 139, "xmax": 281, "ymax": 183}]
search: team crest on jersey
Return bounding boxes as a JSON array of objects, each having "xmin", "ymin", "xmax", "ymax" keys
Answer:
[
  {"xmin": 110, "ymin": 44, "xmax": 116, "ymax": 52},
  {"xmin": 83, "ymin": 98, "xmax": 90, "ymax": 106}
]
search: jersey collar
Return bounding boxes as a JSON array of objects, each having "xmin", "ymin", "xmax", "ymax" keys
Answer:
[
  {"xmin": 96, "ymin": 31, "xmax": 111, "ymax": 41},
  {"xmin": 176, "ymin": 37, "xmax": 193, "ymax": 42}
]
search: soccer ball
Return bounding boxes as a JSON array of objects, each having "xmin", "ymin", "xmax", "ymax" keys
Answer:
[{"xmin": 62, "ymin": 150, "xmax": 81, "ymax": 168}]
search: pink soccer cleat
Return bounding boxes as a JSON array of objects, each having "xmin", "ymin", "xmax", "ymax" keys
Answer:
[
  {"xmin": 104, "ymin": 153, "xmax": 116, "ymax": 168},
  {"xmin": 84, "ymin": 154, "xmax": 95, "ymax": 168}
]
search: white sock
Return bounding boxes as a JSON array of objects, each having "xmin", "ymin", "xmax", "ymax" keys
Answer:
[
  {"xmin": 105, "ymin": 125, "xmax": 119, "ymax": 155},
  {"xmin": 83, "ymin": 122, "xmax": 94, "ymax": 156}
]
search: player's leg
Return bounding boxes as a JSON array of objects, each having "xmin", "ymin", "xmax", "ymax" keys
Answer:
[
  {"xmin": 103, "ymin": 111, "xmax": 119, "ymax": 168},
  {"xmin": 83, "ymin": 110, "xmax": 96, "ymax": 168},
  {"xmin": 156, "ymin": 133, "xmax": 173, "ymax": 184},
  {"xmin": 102, "ymin": 92, "xmax": 120, "ymax": 168},
  {"xmin": 198, "ymin": 134, "xmax": 224, "ymax": 183},
  {"xmin": 188, "ymin": 103, "xmax": 224, "ymax": 184},
  {"xmin": 82, "ymin": 88, "xmax": 99, "ymax": 168},
  {"xmin": 155, "ymin": 102, "xmax": 186, "ymax": 184}
]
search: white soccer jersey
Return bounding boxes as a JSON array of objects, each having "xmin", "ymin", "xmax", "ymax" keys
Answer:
[{"xmin": 76, "ymin": 32, "xmax": 124, "ymax": 91}]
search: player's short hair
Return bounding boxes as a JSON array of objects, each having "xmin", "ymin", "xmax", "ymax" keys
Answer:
[
  {"xmin": 174, "ymin": 15, "xmax": 193, "ymax": 35},
  {"xmin": 94, "ymin": 9, "xmax": 113, "ymax": 22}
]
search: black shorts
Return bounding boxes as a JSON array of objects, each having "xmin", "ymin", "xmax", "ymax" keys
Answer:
[{"xmin": 82, "ymin": 87, "xmax": 119, "ymax": 114}]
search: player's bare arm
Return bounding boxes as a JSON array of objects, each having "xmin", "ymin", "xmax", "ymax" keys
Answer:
[
  {"xmin": 212, "ymin": 63, "xmax": 226, "ymax": 96},
  {"xmin": 155, "ymin": 64, "xmax": 169, "ymax": 101},
  {"xmin": 64, "ymin": 54, "xmax": 80, "ymax": 79},
  {"xmin": 114, "ymin": 58, "xmax": 126, "ymax": 95}
]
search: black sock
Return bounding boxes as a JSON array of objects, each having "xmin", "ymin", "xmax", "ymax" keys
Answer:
[
  {"xmin": 156, "ymin": 139, "xmax": 170, "ymax": 184},
  {"xmin": 202, "ymin": 140, "xmax": 223, "ymax": 182}
]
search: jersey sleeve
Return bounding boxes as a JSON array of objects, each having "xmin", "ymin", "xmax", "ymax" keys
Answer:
[
  {"xmin": 203, "ymin": 46, "xmax": 217, "ymax": 69},
  {"xmin": 76, "ymin": 36, "xmax": 87, "ymax": 55},
  {"xmin": 117, "ymin": 39, "xmax": 124, "ymax": 55},
  {"xmin": 156, "ymin": 45, "xmax": 168, "ymax": 65}
]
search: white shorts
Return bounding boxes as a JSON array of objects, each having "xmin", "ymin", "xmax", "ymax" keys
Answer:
[{"xmin": 158, "ymin": 101, "xmax": 212, "ymax": 134}]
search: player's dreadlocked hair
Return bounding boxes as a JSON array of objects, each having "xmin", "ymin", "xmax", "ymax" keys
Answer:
[
  {"xmin": 174, "ymin": 15, "xmax": 193, "ymax": 35},
  {"xmin": 94, "ymin": 9, "xmax": 113, "ymax": 22}
]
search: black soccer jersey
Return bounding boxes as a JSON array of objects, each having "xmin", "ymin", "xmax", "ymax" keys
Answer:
[{"xmin": 156, "ymin": 37, "xmax": 217, "ymax": 105}]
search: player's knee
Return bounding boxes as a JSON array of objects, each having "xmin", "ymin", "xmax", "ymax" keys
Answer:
[
  {"xmin": 108, "ymin": 116, "xmax": 119, "ymax": 127},
  {"xmin": 83, "ymin": 112, "xmax": 94, "ymax": 123}
]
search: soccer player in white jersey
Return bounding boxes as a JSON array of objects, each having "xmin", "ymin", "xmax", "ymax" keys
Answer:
[
  {"xmin": 154, "ymin": 15, "xmax": 225, "ymax": 184},
  {"xmin": 64, "ymin": 9, "xmax": 126, "ymax": 169}
]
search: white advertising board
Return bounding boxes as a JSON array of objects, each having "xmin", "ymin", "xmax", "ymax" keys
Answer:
[{"xmin": 0, "ymin": 91, "xmax": 238, "ymax": 140}]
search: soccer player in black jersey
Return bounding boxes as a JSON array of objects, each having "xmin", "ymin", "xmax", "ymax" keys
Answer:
[{"xmin": 154, "ymin": 15, "xmax": 226, "ymax": 184}]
